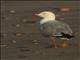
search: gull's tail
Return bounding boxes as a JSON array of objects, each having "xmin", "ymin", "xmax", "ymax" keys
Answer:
[{"xmin": 60, "ymin": 32, "xmax": 74, "ymax": 39}]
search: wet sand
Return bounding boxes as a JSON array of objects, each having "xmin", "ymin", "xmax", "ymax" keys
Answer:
[{"xmin": 1, "ymin": 1, "xmax": 80, "ymax": 60}]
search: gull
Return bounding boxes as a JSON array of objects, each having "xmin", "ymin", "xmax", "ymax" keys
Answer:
[{"xmin": 35, "ymin": 11, "xmax": 74, "ymax": 48}]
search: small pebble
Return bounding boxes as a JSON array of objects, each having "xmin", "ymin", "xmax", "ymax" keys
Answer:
[
  {"xmin": 32, "ymin": 40, "xmax": 38, "ymax": 42},
  {"xmin": 16, "ymin": 24, "xmax": 20, "ymax": 27},
  {"xmin": 0, "ymin": 45, "xmax": 8, "ymax": 48},
  {"xmin": 9, "ymin": 10, "xmax": 15, "ymax": 13},
  {"xmin": 12, "ymin": 40, "xmax": 16, "ymax": 43},
  {"xmin": 32, "ymin": 40, "xmax": 40, "ymax": 45},
  {"xmin": 60, "ymin": 8, "xmax": 70, "ymax": 12},
  {"xmin": 23, "ymin": 19, "xmax": 27, "ymax": 22},
  {"xmin": 15, "ymin": 32, "xmax": 23, "ymax": 37}
]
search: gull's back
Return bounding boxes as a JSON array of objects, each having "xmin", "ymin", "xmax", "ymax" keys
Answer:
[{"xmin": 39, "ymin": 20, "xmax": 73, "ymax": 37}]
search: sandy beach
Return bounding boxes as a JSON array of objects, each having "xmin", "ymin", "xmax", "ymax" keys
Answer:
[{"xmin": 1, "ymin": 1, "xmax": 80, "ymax": 60}]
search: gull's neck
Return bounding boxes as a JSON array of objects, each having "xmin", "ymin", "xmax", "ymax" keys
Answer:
[{"xmin": 40, "ymin": 16, "xmax": 56, "ymax": 24}]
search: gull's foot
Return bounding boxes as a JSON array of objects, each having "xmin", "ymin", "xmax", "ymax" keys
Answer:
[
  {"xmin": 61, "ymin": 44, "xmax": 70, "ymax": 48},
  {"xmin": 60, "ymin": 42, "xmax": 71, "ymax": 48}
]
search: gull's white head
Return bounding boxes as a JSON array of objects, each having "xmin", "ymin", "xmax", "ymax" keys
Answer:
[
  {"xmin": 35, "ymin": 11, "xmax": 56, "ymax": 20},
  {"xmin": 35, "ymin": 11, "xmax": 56, "ymax": 24}
]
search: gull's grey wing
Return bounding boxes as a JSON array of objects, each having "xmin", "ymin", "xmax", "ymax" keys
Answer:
[
  {"xmin": 63, "ymin": 24, "xmax": 73, "ymax": 34},
  {"xmin": 54, "ymin": 22, "xmax": 73, "ymax": 36},
  {"xmin": 39, "ymin": 21, "xmax": 73, "ymax": 37}
]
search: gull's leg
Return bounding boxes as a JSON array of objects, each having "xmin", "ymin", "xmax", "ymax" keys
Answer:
[
  {"xmin": 50, "ymin": 37, "xmax": 58, "ymax": 48},
  {"xmin": 61, "ymin": 40, "xmax": 70, "ymax": 48}
]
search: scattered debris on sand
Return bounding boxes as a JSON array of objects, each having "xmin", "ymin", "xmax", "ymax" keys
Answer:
[
  {"xmin": 9, "ymin": 10, "xmax": 15, "ymax": 14},
  {"xmin": 60, "ymin": 8, "xmax": 70, "ymax": 12},
  {"xmin": 12, "ymin": 40, "xmax": 16, "ymax": 44},
  {"xmin": 0, "ymin": 44, "xmax": 8, "ymax": 48}
]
